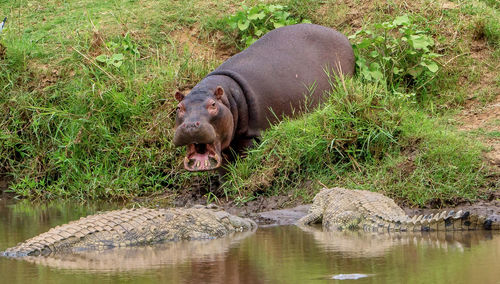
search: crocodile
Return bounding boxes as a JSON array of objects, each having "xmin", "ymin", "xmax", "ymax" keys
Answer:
[
  {"xmin": 297, "ymin": 187, "xmax": 500, "ymax": 232},
  {"xmin": 1, "ymin": 206, "xmax": 256, "ymax": 257},
  {"xmin": 15, "ymin": 231, "xmax": 254, "ymax": 271}
]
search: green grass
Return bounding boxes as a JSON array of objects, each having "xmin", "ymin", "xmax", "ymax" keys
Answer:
[
  {"xmin": 0, "ymin": 0, "xmax": 498, "ymax": 206},
  {"xmin": 223, "ymin": 78, "xmax": 489, "ymax": 206}
]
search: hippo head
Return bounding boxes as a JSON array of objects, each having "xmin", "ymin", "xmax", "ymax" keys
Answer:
[{"xmin": 173, "ymin": 86, "xmax": 234, "ymax": 171}]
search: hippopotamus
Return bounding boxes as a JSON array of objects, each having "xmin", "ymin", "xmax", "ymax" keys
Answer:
[{"xmin": 173, "ymin": 24, "xmax": 355, "ymax": 171}]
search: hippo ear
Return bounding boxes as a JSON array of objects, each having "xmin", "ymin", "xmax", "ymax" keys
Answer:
[
  {"xmin": 214, "ymin": 86, "xmax": 224, "ymax": 100},
  {"xmin": 175, "ymin": 91, "xmax": 185, "ymax": 102}
]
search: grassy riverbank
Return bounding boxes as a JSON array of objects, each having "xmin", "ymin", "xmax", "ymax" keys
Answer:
[{"xmin": 0, "ymin": 0, "xmax": 498, "ymax": 206}]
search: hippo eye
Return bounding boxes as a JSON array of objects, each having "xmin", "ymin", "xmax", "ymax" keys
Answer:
[
  {"xmin": 176, "ymin": 104, "xmax": 185, "ymax": 116},
  {"xmin": 211, "ymin": 102, "xmax": 216, "ymax": 107}
]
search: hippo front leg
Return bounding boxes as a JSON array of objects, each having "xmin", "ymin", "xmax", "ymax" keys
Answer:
[{"xmin": 230, "ymin": 137, "xmax": 259, "ymax": 158}]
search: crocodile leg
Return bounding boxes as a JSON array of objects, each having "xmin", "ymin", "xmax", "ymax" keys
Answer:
[{"xmin": 297, "ymin": 211, "xmax": 323, "ymax": 226}]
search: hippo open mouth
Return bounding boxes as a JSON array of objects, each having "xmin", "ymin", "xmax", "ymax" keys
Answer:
[{"xmin": 184, "ymin": 143, "xmax": 222, "ymax": 171}]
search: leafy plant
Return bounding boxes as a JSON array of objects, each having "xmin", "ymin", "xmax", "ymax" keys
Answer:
[
  {"xmin": 96, "ymin": 53, "xmax": 124, "ymax": 67},
  {"xmin": 225, "ymin": 4, "xmax": 311, "ymax": 48},
  {"xmin": 95, "ymin": 33, "xmax": 139, "ymax": 68},
  {"xmin": 107, "ymin": 32, "xmax": 140, "ymax": 56},
  {"xmin": 349, "ymin": 15, "xmax": 441, "ymax": 92}
]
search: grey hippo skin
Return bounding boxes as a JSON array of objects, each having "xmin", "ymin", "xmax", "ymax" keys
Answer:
[
  {"xmin": 298, "ymin": 188, "xmax": 500, "ymax": 232},
  {"xmin": 1, "ymin": 206, "xmax": 256, "ymax": 257},
  {"xmin": 173, "ymin": 24, "xmax": 355, "ymax": 171}
]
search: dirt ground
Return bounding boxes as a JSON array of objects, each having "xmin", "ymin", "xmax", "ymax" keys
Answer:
[{"xmin": 458, "ymin": 93, "xmax": 500, "ymax": 167}]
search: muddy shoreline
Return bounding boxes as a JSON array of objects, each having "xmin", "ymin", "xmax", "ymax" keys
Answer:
[
  {"xmin": 219, "ymin": 185, "xmax": 500, "ymax": 226},
  {"xmin": 1, "ymin": 176, "xmax": 498, "ymax": 227},
  {"xmin": 246, "ymin": 197, "xmax": 500, "ymax": 227}
]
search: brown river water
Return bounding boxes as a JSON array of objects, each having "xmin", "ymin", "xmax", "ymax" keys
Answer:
[{"xmin": 0, "ymin": 200, "xmax": 499, "ymax": 284}]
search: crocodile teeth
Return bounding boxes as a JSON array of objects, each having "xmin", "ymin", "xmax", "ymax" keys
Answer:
[
  {"xmin": 453, "ymin": 210, "xmax": 463, "ymax": 219},
  {"xmin": 410, "ymin": 215, "xmax": 418, "ymax": 223},
  {"xmin": 438, "ymin": 211, "xmax": 447, "ymax": 219}
]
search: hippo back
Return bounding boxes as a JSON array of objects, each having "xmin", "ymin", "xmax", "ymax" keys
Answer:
[{"xmin": 209, "ymin": 24, "xmax": 355, "ymax": 137}]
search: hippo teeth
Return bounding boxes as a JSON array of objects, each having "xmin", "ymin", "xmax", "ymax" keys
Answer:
[{"xmin": 184, "ymin": 143, "xmax": 222, "ymax": 171}]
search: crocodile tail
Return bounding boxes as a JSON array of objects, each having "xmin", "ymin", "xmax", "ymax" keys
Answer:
[{"xmin": 401, "ymin": 210, "xmax": 499, "ymax": 232}]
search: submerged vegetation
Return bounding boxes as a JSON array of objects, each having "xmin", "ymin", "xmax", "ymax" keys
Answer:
[{"xmin": 0, "ymin": 0, "xmax": 498, "ymax": 206}]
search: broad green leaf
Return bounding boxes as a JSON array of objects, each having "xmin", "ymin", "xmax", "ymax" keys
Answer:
[
  {"xmin": 348, "ymin": 30, "xmax": 363, "ymax": 40},
  {"xmin": 380, "ymin": 22, "xmax": 395, "ymax": 29},
  {"xmin": 245, "ymin": 37, "xmax": 258, "ymax": 47},
  {"xmin": 238, "ymin": 20, "xmax": 250, "ymax": 31},
  {"xmin": 369, "ymin": 62, "xmax": 381, "ymax": 70},
  {"xmin": 248, "ymin": 12, "xmax": 266, "ymax": 20},
  {"xmin": 273, "ymin": 22, "xmax": 284, "ymax": 29},
  {"xmin": 368, "ymin": 63, "xmax": 383, "ymax": 81},
  {"xmin": 420, "ymin": 60, "xmax": 439, "ymax": 73},
  {"xmin": 357, "ymin": 38, "xmax": 372, "ymax": 49},
  {"xmin": 374, "ymin": 35, "xmax": 385, "ymax": 43},
  {"xmin": 111, "ymin": 53, "xmax": 124, "ymax": 61},
  {"xmin": 409, "ymin": 35, "xmax": 433, "ymax": 50},
  {"xmin": 370, "ymin": 70, "xmax": 383, "ymax": 80},
  {"xmin": 228, "ymin": 21, "xmax": 237, "ymax": 29},
  {"xmin": 112, "ymin": 60, "xmax": 123, "ymax": 68},
  {"xmin": 361, "ymin": 70, "xmax": 372, "ymax": 81},
  {"xmin": 95, "ymin": 55, "xmax": 108, "ymax": 63},
  {"xmin": 393, "ymin": 15, "xmax": 410, "ymax": 26},
  {"xmin": 427, "ymin": 52, "xmax": 443, "ymax": 58}
]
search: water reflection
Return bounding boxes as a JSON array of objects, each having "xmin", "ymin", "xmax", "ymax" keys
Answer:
[
  {"xmin": 300, "ymin": 225, "xmax": 496, "ymax": 257},
  {"xmin": 19, "ymin": 231, "xmax": 254, "ymax": 272},
  {"xmin": 1, "ymin": 201, "xmax": 499, "ymax": 284}
]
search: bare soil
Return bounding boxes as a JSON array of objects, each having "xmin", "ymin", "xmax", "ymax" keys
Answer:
[
  {"xmin": 458, "ymin": 93, "xmax": 500, "ymax": 166},
  {"xmin": 457, "ymin": 38, "xmax": 500, "ymax": 168},
  {"xmin": 168, "ymin": 26, "xmax": 233, "ymax": 62}
]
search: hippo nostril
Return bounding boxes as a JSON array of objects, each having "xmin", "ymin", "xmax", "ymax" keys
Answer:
[{"xmin": 182, "ymin": 122, "xmax": 201, "ymax": 128}]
